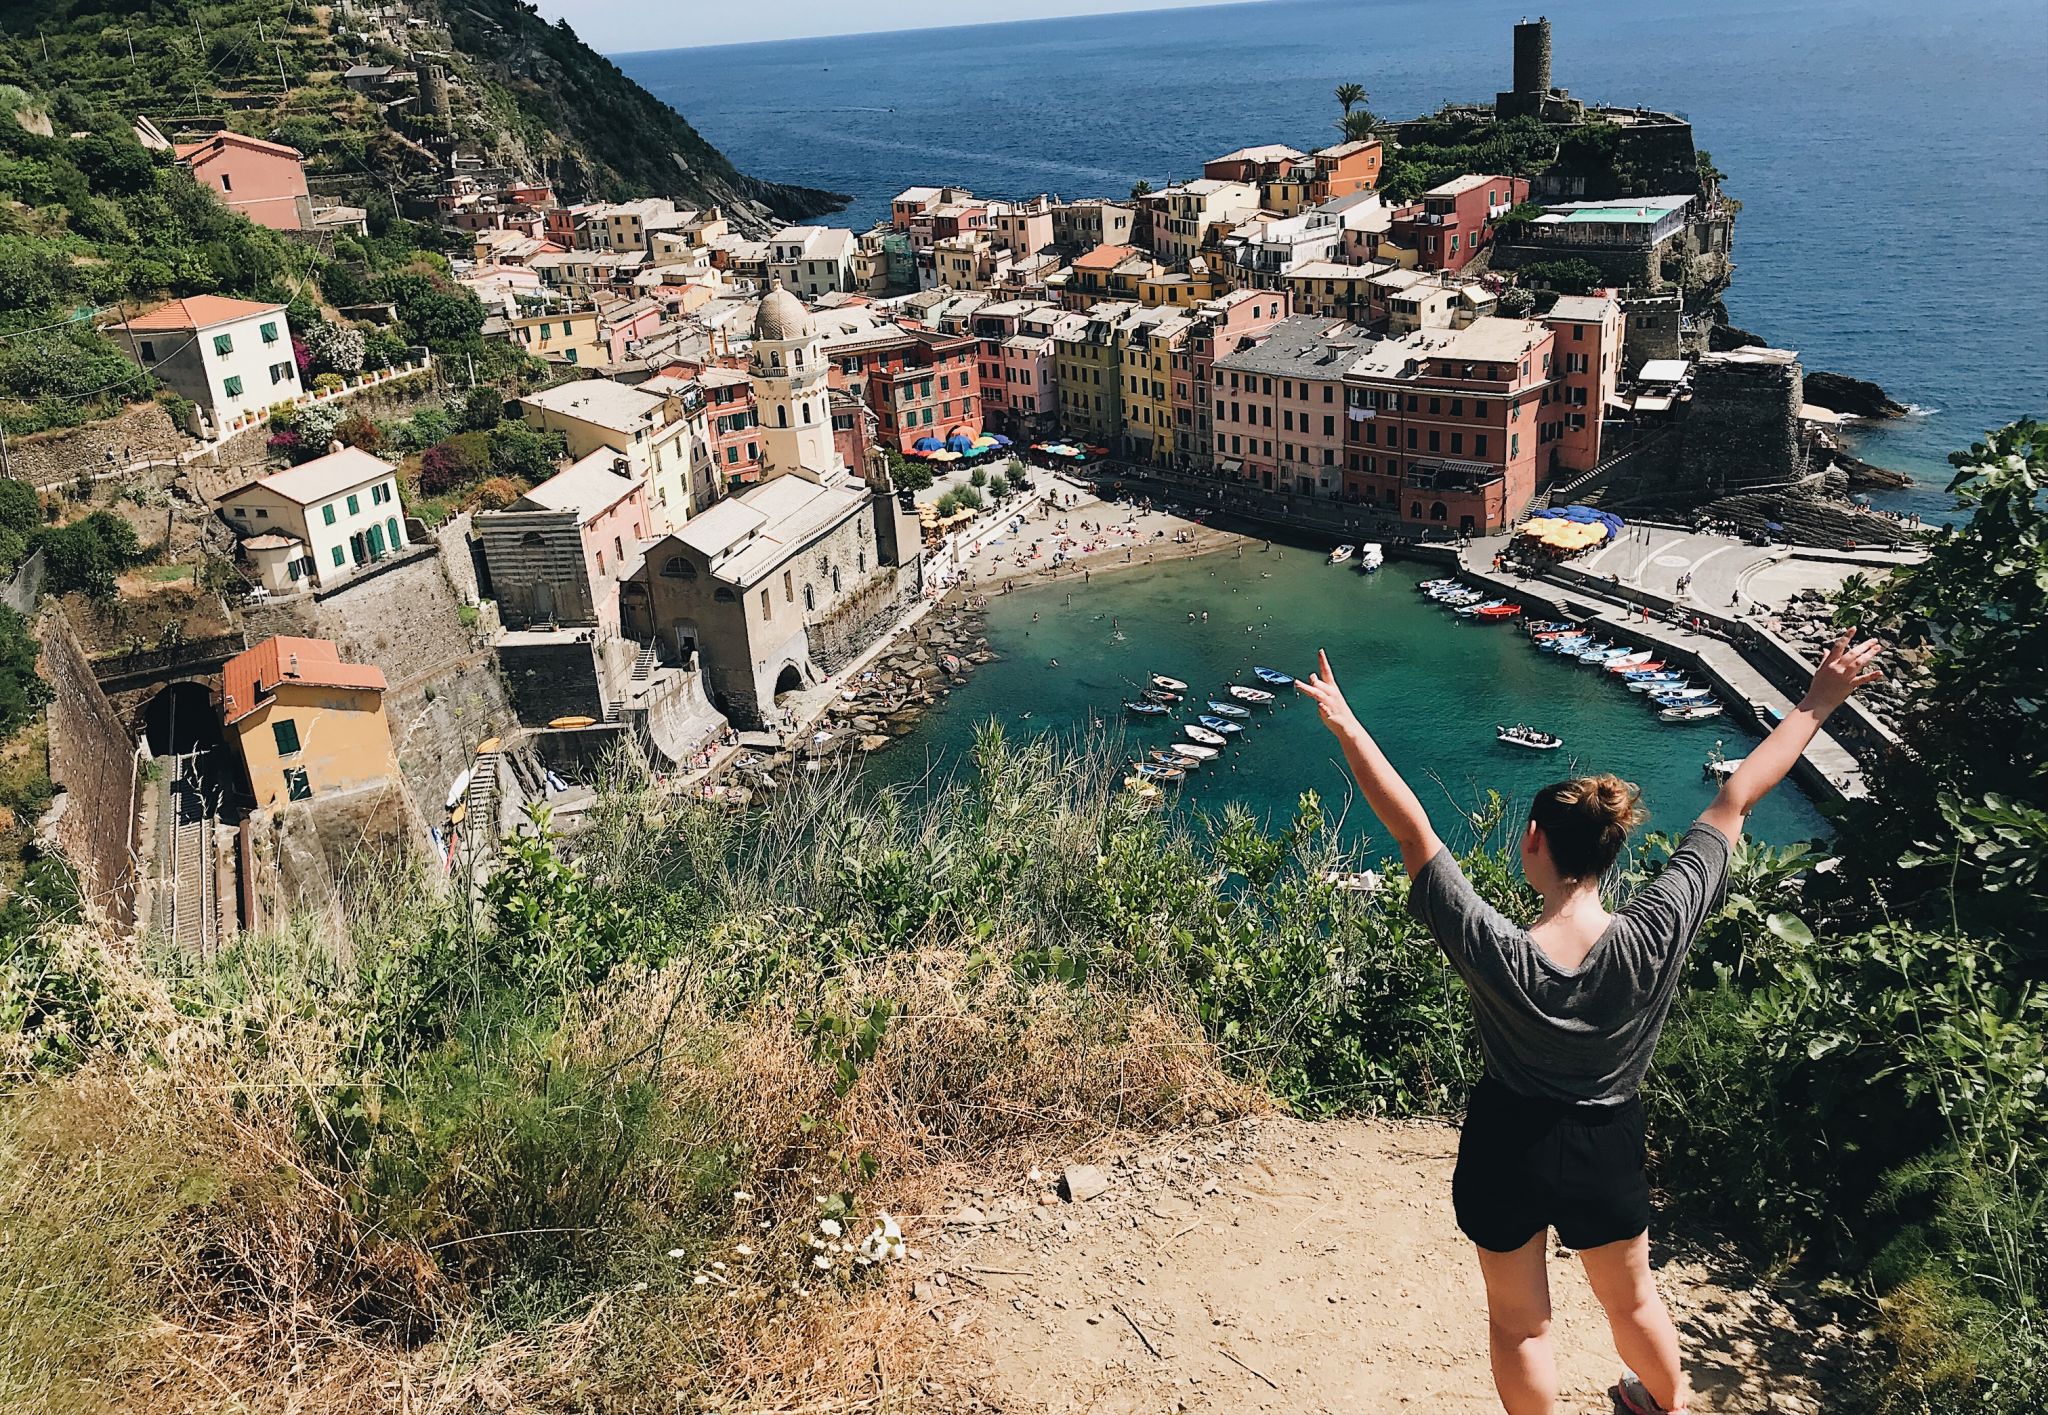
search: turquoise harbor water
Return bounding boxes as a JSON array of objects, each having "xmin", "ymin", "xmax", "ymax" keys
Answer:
[
  {"xmin": 622, "ymin": 0, "xmax": 2048, "ymax": 518},
  {"xmin": 866, "ymin": 552, "xmax": 1826, "ymax": 848}
]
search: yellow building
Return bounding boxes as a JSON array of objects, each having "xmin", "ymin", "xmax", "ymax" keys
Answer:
[
  {"xmin": 221, "ymin": 636, "xmax": 396, "ymax": 809},
  {"xmin": 1052, "ymin": 302, "xmax": 1133, "ymax": 446},
  {"xmin": 508, "ymin": 308, "xmax": 600, "ymax": 365},
  {"xmin": 1117, "ymin": 309, "xmax": 1187, "ymax": 464}
]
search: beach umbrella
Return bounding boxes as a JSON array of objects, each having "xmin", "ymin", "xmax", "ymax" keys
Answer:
[
  {"xmin": 990, "ymin": 434, "xmax": 1013, "ymax": 447},
  {"xmin": 913, "ymin": 436, "xmax": 943, "ymax": 452},
  {"xmin": 946, "ymin": 431, "xmax": 975, "ymax": 453}
]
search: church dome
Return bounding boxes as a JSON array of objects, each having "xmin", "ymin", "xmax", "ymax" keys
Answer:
[{"xmin": 754, "ymin": 281, "xmax": 811, "ymax": 342}]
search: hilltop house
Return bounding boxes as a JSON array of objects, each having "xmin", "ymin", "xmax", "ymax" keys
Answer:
[
  {"xmin": 120, "ymin": 296, "xmax": 296, "ymax": 437},
  {"xmin": 220, "ymin": 446, "xmax": 407, "ymax": 593},
  {"xmin": 172, "ymin": 131, "xmax": 313, "ymax": 231}
]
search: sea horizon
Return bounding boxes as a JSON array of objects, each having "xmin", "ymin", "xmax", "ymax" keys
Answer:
[{"xmin": 605, "ymin": 0, "xmax": 1271, "ymax": 57}]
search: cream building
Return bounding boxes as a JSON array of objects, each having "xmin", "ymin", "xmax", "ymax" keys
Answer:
[
  {"xmin": 121, "ymin": 295, "xmax": 297, "ymax": 437},
  {"xmin": 221, "ymin": 447, "xmax": 408, "ymax": 593},
  {"xmin": 519, "ymin": 377, "xmax": 717, "ymax": 531}
]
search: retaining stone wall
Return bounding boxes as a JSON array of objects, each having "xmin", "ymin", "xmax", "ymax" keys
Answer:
[
  {"xmin": 8, "ymin": 403, "xmax": 193, "ymax": 490},
  {"xmin": 35, "ymin": 609, "xmax": 139, "ymax": 927}
]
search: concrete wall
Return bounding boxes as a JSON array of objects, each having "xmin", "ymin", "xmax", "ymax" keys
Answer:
[
  {"xmin": 242, "ymin": 779, "xmax": 426, "ymax": 944},
  {"xmin": 499, "ymin": 634, "xmax": 606, "ymax": 724},
  {"xmin": 36, "ymin": 609, "xmax": 139, "ymax": 927},
  {"xmin": 476, "ymin": 508, "xmax": 599, "ymax": 627}
]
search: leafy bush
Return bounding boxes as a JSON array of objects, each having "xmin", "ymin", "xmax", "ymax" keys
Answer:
[
  {"xmin": 1516, "ymin": 258, "xmax": 1606, "ymax": 296},
  {"xmin": 311, "ymin": 373, "xmax": 345, "ymax": 394},
  {"xmin": 390, "ymin": 408, "xmax": 455, "ymax": 453},
  {"xmin": 969, "ymin": 466, "xmax": 988, "ymax": 488},
  {"xmin": 302, "ymin": 321, "xmax": 366, "ymax": 376},
  {"xmin": 0, "ymin": 607, "xmax": 50, "ymax": 736},
  {"xmin": 417, "ymin": 432, "xmax": 490, "ymax": 495},
  {"xmin": 457, "ymin": 386, "xmax": 503, "ymax": 432},
  {"xmin": 484, "ymin": 419, "xmax": 563, "ymax": 482},
  {"xmin": 987, "ymin": 472, "xmax": 1009, "ymax": 499},
  {"xmin": 38, "ymin": 511, "xmax": 139, "ymax": 600}
]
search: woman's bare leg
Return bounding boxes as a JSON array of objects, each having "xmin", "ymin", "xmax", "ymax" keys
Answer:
[
  {"xmin": 1579, "ymin": 1232, "xmax": 1689, "ymax": 1411},
  {"xmin": 1476, "ymin": 1232, "xmax": 1557, "ymax": 1414}
]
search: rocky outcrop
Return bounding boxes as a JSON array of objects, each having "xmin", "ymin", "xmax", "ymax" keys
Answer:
[{"xmin": 1802, "ymin": 371, "xmax": 1909, "ymax": 420}]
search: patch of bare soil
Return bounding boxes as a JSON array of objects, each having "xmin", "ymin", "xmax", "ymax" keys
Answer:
[{"xmin": 915, "ymin": 1116, "xmax": 1861, "ymax": 1414}]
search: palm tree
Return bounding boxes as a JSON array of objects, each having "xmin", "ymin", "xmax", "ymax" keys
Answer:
[
  {"xmin": 1336, "ymin": 108, "xmax": 1380, "ymax": 143},
  {"xmin": 1130, "ymin": 178, "xmax": 1154, "ymax": 199},
  {"xmin": 1335, "ymin": 82, "xmax": 1367, "ymax": 115}
]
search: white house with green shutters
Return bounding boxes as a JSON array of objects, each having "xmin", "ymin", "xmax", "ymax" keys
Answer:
[
  {"xmin": 118, "ymin": 295, "xmax": 297, "ymax": 436},
  {"xmin": 219, "ymin": 446, "xmax": 408, "ymax": 594}
]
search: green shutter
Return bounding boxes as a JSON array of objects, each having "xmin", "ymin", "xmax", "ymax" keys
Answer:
[
  {"xmin": 222, "ymin": 375, "xmax": 243, "ymax": 397},
  {"xmin": 332, "ymin": 546, "xmax": 345, "ymax": 567},
  {"xmin": 214, "ymin": 333, "xmax": 234, "ymax": 355},
  {"xmin": 346, "ymin": 494, "xmax": 359, "ymax": 515},
  {"xmin": 323, "ymin": 504, "xmax": 336, "ymax": 526},
  {"xmin": 272, "ymin": 719, "xmax": 301, "ymax": 755},
  {"xmin": 285, "ymin": 767, "xmax": 312, "ymax": 801},
  {"xmin": 260, "ymin": 322, "xmax": 278, "ymax": 342}
]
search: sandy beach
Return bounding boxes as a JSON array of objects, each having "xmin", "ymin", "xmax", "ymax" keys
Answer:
[{"xmin": 952, "ymin": 481, "xmax": 1256, "ymax": 593}]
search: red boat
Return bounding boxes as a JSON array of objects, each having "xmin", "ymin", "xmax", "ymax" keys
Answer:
[
  {"xmin": 1607, "ymin": 659, "xmax": 1664, "ymax": 674},
  {"xmin": 1529, "ymin": 627, "xmax": 1581, "ymax": 639},
  {"xmin": 1475, "ymin": 603, "xmax": 1524, "ymax": 619}
]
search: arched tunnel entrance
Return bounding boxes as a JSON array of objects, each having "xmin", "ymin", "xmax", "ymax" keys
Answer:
[{"xmin": 139, "ymin": 679, "xmax": 223, "ymax": 758}]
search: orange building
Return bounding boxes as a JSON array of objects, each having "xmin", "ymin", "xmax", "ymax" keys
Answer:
[
  {"xmin": 174, "ymin": 132, "xmax": 312, "ymax": 231},
  {"xmin": 221, "ymin": 636, "xmax": 396, "ymax": 809}
]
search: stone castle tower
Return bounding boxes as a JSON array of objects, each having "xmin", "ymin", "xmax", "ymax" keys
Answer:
[
  {"xmin": 749, "ymin": 282, "xmax": 842, "ymax": 484},
  {"xmin": 1496, "ymin": 16, "xmax": 1583, "ymax": 123}
]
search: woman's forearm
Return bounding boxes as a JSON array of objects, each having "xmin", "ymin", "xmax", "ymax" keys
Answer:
[
  {"xmin": 1702, "ymin": 695, "xmax": 1834, "ymax": 835},
  {"xmin": 1333, "ymin": 722, "xmax": 1443, "ymax": 876}
]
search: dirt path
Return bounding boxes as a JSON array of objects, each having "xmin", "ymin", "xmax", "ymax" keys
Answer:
[{"xmin": 919, "ymin": 1117, "xmax": 1856, "ymax": 1414}]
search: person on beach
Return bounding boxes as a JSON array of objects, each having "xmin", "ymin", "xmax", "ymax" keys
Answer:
[{"xmin": 1296, "ymin": 633, "xmax": 1885, "ymax": 1415}]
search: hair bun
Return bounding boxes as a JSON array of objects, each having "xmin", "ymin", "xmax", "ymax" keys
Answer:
[{"xmin": 1585, "ymin": 774, "xmax": 1647, "ymax": 833}]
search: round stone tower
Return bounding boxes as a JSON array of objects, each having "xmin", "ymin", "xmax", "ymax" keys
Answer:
[{"xmin": 1513, "ymin": 17, "xmax": 1552, "ymax": 99}]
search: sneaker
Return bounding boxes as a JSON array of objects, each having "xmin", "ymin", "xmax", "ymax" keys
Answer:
[{"xmin": 1611, "ymin": 1372, "xmax": 1687, "ymax": 1415}]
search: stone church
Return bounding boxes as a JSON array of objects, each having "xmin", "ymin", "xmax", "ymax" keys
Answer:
[{"xmin": 620, "ymin": 284, "xmax": 925, "ymax": 728}]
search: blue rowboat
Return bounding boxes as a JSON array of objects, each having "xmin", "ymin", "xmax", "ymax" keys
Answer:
[
  {"xmin": 1125, "ymin": 700, "xmax": 1168, "ymax": 715},
  {"xmin": 1253, "ymin": 667, "xmax": 1295, "ymax": 686},
  {"xmin": 1205, "ymin": 701, "xmax": 1251, "ymax": 718},
  {"xmin": 1198, "ymin": 715, "xmax": 1244, "ymax": 735}
]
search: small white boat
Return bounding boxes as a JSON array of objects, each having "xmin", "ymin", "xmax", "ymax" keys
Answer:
[
  {"xmin": 1205, "ymin": 700, "xmax": 1251, "ymax": 718},
  {"xmin": 1704, "ymin": 754, "xmax": 1745, "ymax": 780},
  {"xmin": 1419, "ymin": 577, "xmax": 1459, "ymax": 593},
  {"xmin": 1228, "ymin": 685, "xmax": 1276, "ymax": 704},
  {"xmin": 1606, "ymin": 650, "xmax": 1655, "ymax": 670},
  {"xmin": 1359, "ymin": 543, "xmax": 1384, "ymax": 571},
  {"xmin": 1173, "ymin": 743, "xmax": 1219, "ymax": 762},
  {"xmin": 1184, "ymin": 724, "xmax": 1227, "ymax": 747},
  {"xmin": 1150, "ymin": 673, "xmax": 1188, "ymax": 692},
  {"xmin": 1329, "ymin": 544, "xmax": 1355, "ymax": 565},
  {"xmin": 445, "ymin": 767, "xmax": 472, "ymax": 811},
  {"xmin": 1496, "ymin": 724, "xmax": 1563, "ymax": 751},
  {"xmin": 1654, "ymin": 686, "xmax": 1716, "ymax": 703},
  {"xmin": 1628, "ymin": 675, "xmax": 1687, "ymax": 693},
  {"xmin": 1662, "ymin": 703, "xmax": 1726, "ymax": 721}
]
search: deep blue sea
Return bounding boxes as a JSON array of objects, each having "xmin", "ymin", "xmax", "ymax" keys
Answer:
[{"xmin": 624, "ymin": 0, "xmax": 2048, "ymax": 515}]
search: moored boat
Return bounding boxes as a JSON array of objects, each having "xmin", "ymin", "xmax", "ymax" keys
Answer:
[
  {"xmin": 1496, "ymin": 724, "xmax": 1564, "ymax": 750},
  {"xmin": 1125, "ymin": 700, "xmax": 1168, "ymax": 715},
  {"xmin": 1475, "ymin": 603, "xmax": 1524, "ymax": 619},
  {"xmin": 1205, "ymin": 700, "xmax": 1251, "ymax": 717},
  {"xmin": 1173, "ymin": 742, "xmax": 1220, "ymax": 762},
  {"xmin": 1198, "ymin": 714, "xmax": 1244, "ymax": 735},
  {"xmin": 1329, "ymin": 544, "xmax": 1355, "ymax": 565},
  {"xmin": 1253, "ymin": 667, "xmax": 1295, "ymax": 686},
  {"xmin": 1143, "ymin": 687, "xmax": 1181, "ymax": 704},
  {"xmin": 1652, "ymin": 687, "xmax": 1715, "ymax": 704},
  {"xmin": 1661, "ymin": 703, "xmax": 1726, "ymax": 721},
  {"xmin": 1419, "ymin": 577, "xmax": 1459, "ymax": 593},
  {"xmin": 1605, "ymin": 650, "xmax": 1654, "ymax": 670},
  {"xmin": 1359, "ymin": 543, "xmax": 1384, "ymax": 571},
  {"xmin": 1455, "ymin": 598, "xmax": 1507, "ymax": 616},
  {"xmin": 1526, "ymin": 620, "xmax": 1575, "ymax": 636},
  {"xmin": 1228, "ymin": 684, "xmax": 1276, "ymax": 704},
  {"xmin": 1608, "ymin": 658, "xmax": 1663, "ymax": 675},
  {"xmin": 1184, "ymin": 724, "xmax": 1227, "ymax": 746},
  {"xmin": 1150, "ymin": 673, "xmax": 1188, "ymax": 692},
  {"xmin": 1627, "ymin": 675, "xmax": 1688, "ymax": 693}
]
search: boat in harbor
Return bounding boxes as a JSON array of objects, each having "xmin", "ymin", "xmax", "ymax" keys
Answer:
[
  {"xmin": 1359, "ymin": 543, "xmax": 1384, "ymax": 571},
  {"xmin": 1540, "ymin": 635, "xmax": 1592, "ymax": 652},
  {"xmin": 1173, "ymin": 742, "xmax": 1220, "ymax": 762},
  {"xmin": 1455, "ymin": 598, "xmax": 1507, "ymax": 616},
  {"xmin": 1526, "ymin": 620, "xmax": 1576, "ymax": 635},
  {"xmin": 1185, "ymin": 724, "xmax": 1228, "ymax": 746},
  {"xmin": 1133, "ymin": 762, "xmax": 1186, "ymax": 783},
  {"xmin": 1627, "ymin": 675, "xmax": 1688, "ymax": 693},
  {"xmin": 1198, "ymin": 714, "xmax": 1244, "ymax": 735},
  {"xmin": 1496, "ymin": 724, "xmax": 1564, "ymax": 750},
  {"xmin": 1253, "ymin": 667, "xmax": 1295, "ymax": 686},
  {"xmin": 1228, "ymin": 684, "xmax": 1276, "ymax": 704},
  {"xmin": 1150, "ymin": 673, "xmax": 1188, "ymax": 692},
  {"xmin": 1605, "ymin": 650, "xmax": 1655, "ymax": 670},
  {"xmin": 1475, "ymin": 603, "xmax": 1524, "ymax": 620},
  {"xmin": 1652, "ymin": 687, "xmax": 1716, "ymax": 704},
  {"xmin": 1329, "ymin": 544, "xmax": 1355, "ymax": 565},
  {"xmin": 1607, "ymin": 656, "xmax": 1662, "ymax": 673},
  {"xmin": 1205, "ymin": 700, "xmax": 1251, "ymax": 718},
  {"xmin": 1419, "ymin": 577, "xmax": 1460, "ymax": 594},
  {"xmin": 1143, "ymin": 687, "xmax": 1181, "ymax": 704},
  {"xmin": 1662, "ymin": 703, "xmax": 1726, "ymax": 721},
  {"xmin": 1125, "ymin": 699, "xmax": 1169, "ymax": 715},
  {"xmin": 1577, "ymin": 645, "xmax": 1632, "ymax": 663}
]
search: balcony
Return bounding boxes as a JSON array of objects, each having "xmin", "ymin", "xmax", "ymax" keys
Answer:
[{"xmin": 1403, "ymin": 456, "xmax": 1503, "ymax": 492}]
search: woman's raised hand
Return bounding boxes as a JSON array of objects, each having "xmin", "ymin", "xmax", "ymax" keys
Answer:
[
  {"xmin": 1802, "ymin": 631, "xmax": 1885, "ymax": 713},
  {"xmin": 1297, "ymin": 649, "xmax": 1361, "ymax": 736}
]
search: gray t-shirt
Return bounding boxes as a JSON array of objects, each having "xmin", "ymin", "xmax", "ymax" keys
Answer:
[{"xmin": 1405, "ymin": 822, "xmax": 1732, "ymax": 1105}]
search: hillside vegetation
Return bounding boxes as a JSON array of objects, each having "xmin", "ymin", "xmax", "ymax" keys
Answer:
[
  {"xmin": 0, "ymin": 0, "xmax": 842, "ymax": 225},
  {"xmin": 0, "ymin": 425, "xmax": 2042, "ymax": 1413}
]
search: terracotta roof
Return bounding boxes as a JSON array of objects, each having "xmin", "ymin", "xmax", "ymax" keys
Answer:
[
  {"xmin": 222, "ymin": 636, "xmax": 386, "ymax": 725},
  {"xmin": 174, "ymin": 130, "xmax": 304, "ymax": 162},
  {"xmin": 126, "ymin": 295, "xmax": 285, "ymax": 332},
  {"xmin": 1072, "ymin": 243, "xmax": 1139, "ymax": 272}
]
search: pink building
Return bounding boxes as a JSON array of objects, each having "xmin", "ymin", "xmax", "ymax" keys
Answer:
[
  {"xmin": 989, "ymin": 199, "xmax": 1055, "ymax": 259},
  {"xmin": 969, "ymin": 301, "xmax": 1060, "ymax": 440},
  {"xmin": 174, "ymin": 132, "xmax": 312, "ymax": 231},
  {"xmin": 478, "ymin": 450, "xmax": 650, "ymax": 638},
  {"xmin": 1211, "ymin": 316, "xmax": 1367, "ymax": 493},
  {"xmin": 1181, "ymin": 288, "xmax": 1292, "ymax": 472},
  {"xmin": 1389, "ymin": 174, "xmax": 1530, "ymax": 273},
  {"xmin": 685, "ymin": 366, "xmax": 762, "ymax": 484},
  {"xmin": 594, "ymin": 296, "xmax": 665, "ymax": 364},
  {"xmin": 1540, "ymin": 291, "xmax": 1623, "ymax": 477}
]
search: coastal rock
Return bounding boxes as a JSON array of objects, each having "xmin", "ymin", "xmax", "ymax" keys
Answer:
[{"xmin": 1805, "ymin": 371, "xmax": 1909, "ymax": 420}]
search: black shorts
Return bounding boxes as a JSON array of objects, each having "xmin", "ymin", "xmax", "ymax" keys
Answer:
[{"xmin": 1453, "ymin": 1075, "xmax": 1652, "ymax": 1253}]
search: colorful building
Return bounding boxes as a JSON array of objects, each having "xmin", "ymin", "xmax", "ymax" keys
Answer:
[
  {"xmin": 221, "ymin": 636, "xmax": 396, "ymax": 810},
  {"xmin": 1389, "ymin": 174, "xmax": 1531, "ymax": 272},
  {"xmin": 519, "ymin": 378, "xmax": 712, "ymax": 531},
  {"xmin": 1213, "ymin": 316, "xmax": 1369, "ymax": 493},
  {"xmin": 1341, "ymin": 316, "xmax": 1558, "ymax": 532},
  {"xmin": 1052, "ymin": 303, "xmax": 1135, "ymax": 447},
  {"xmin": 824, "ymin": 324, "xmax": 982, "ymax": 455},
  {"xmin": 508, "ymin": 307, "xmax": 601, "ymax": 365},
  {"xmin": 475, "ymin": 451, "xmax": 650, "ymax": 636},
  {"xmin": 1181, "ymin": 288, "xmax": 1293, "ymax": 472},
  {"xmin": 1143, "ymin": 179, "xmax": 1259, "ymax": 265},
  {"xmin": 222, "ymin": 447, "xmax": 407, "ymax": 594},
  {"xmin": 120, "ymin": 295, "xmax": 295, "ymax": 437},
  {"xmin": 173, "ymin": 131, "xmax": 312, "ymax": 230},
  {"xmin": 969, "ymin": 300, "xmax": 1061, "ymax": 442},
  {"xmin": 1118, "ymin": 308, "xmax": 1190, "ymax": 464},
  {"xmin": 1539, "ymin": 292, "xmax": 1624, "ymax": 477}
]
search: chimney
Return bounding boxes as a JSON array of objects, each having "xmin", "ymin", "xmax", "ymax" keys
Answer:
[{"xmin": 286, "ymin": 652, "xmax": 301, "ymax": 678}]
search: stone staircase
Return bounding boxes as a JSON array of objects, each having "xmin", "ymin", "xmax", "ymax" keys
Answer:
[
  {"xmin": 463, "ymin": 749, "xmax": 499, "ymax": 858},
  {"xmin": 166, "ymin": 758, "xmax": 216, "ymax": 956},
  {"xmin": 631, "ymin": 642, "xmax": 657, "ymax": 683}
]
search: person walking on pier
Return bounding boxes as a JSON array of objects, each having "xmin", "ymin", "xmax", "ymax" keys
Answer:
[{"xmin": 1296, "ymin": 632, "xmax": 1885, "ymax": 1415}]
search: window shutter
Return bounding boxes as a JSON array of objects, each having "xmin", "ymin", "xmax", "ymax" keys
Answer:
[{"xmin": 214, "ymin": 333, "xmax": 234, "ymax": 355}]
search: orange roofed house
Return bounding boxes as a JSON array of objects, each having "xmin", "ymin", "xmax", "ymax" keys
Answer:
[
  {"xmin": 174, "ymin": 131, "xmax": 313, "ymax": 230},
  {"xmin": 221, "ymin": 636, "xmax": 397, "ymax": 809},
  {"xmin": 117, "ymin": 295, "xmax": 297, "ymax": 437}
]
